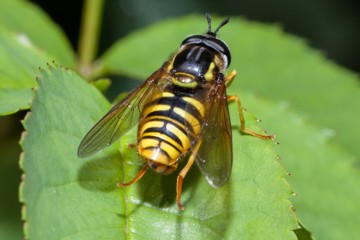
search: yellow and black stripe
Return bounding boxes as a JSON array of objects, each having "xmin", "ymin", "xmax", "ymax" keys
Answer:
[{"xmin": 138, "ymin": 89, "xmax": 205, "ymax": 174}]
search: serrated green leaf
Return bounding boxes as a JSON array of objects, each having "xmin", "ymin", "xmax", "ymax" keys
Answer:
[
  {"xmin": 100, "ymin": 14, "xmax": 360, "ymax": 164},
  {"xmin": 242, "ymin": 93, "xmax": 360, "ymax": 239},
  {"xmin": 0, "ymin": 0, "xmax": 75, "ymax": 66},
  {"xmin": 0, "ymin": 26, "xmax": 54, "ymax": 115},
  {"xmin": 20, "ymin": 66, "xmax": 297, "ymax": 239}
]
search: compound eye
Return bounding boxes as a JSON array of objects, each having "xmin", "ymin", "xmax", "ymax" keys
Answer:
[
  {"xmin": 180, "ymin": 35, "xmax": 231, "ymax": 68},
  {"xmin": 180, "ymin": 35, "xmax": 204, "ymax": 46},
  {"xmin": 206, "ymin": 39, "xmax": 231, "ymax": 67}
]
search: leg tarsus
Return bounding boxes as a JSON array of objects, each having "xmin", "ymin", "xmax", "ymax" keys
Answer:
[
  {"xmin": 117, "ymin": 164, "xmax": 149, "ymax": 187},
  {"xmin": 176, "ymin": 140, "xmax": 202, "ymax": 210},
  {"xmin": 225, "ymin": 70, "xmax": 237, "ymax": 88},
  {"xmin": 242, "ymin": 128, "xmax": 275, "ymax": 140},
  {"xmin": 227, "ymin": 95, "xmax": 274, "ymax": 140},
  {"xmin": 176, "ymin": 176, "xmax": 186, "ymax": 210}
]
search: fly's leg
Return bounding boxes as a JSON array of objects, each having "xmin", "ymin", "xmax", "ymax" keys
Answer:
[
  {"xmin": 225, "ymin": 70, "xmax": 274, "ymax": 140},
  {"xmin": 225, "ymin": 70, "xmax": 237, "ymax": 88},
  {"xmin": 228, "ymin": 95, "xmax": 274, "ymax": 140},
  {"xmin": 117, "ymin": 164, "xmax": 149, "ymax": 187},
  {"xmin": 176, "ymin": 139, "xmax": 202, "ymax": 210}
]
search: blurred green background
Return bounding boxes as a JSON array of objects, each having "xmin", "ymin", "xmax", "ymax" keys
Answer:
[{"xmin": 0, "ymin": 0, "xmax": 359, "ymax": 238}]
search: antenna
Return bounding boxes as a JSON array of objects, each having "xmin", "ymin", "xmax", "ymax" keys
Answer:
[
  {"xmin": 214, "ymin": 17, "xmax": 230, "ymax": 35},
  {"xmin": 206, "ymin": 13, "xmax": 212, "ymax": 33},
  {"xmin": 205, "ymin": 13, "xmax": 230, "ymax": 36}
]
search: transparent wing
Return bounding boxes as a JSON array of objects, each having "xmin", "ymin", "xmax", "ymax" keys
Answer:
[
  {"xmin": 78, "ymin": 68, "xmax": 169, "ymax": 158},
  {"xmin": 187, "ymin": 80, "xmax": 233, "ymax": 188}
]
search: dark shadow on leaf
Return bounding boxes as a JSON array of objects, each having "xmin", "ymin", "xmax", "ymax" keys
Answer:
[
  {"xmin": 133, "ymin": 155, "xmax": 202, "ymax": 210},
  {"xmin": 76, "ymin": 142, "xmax": 232, "ymax": 238},
  {"xmin": 77, "ymin": 149, "xmax": 122, "ymax": 192},
  {"xmin": 294, "ymin": 222, "xmax": 314, "ymax": 240}
]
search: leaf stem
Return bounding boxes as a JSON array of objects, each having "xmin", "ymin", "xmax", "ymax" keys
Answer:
[{"xmin": 78, "ymin": 0, "xmax": 105, "ymax": 79}]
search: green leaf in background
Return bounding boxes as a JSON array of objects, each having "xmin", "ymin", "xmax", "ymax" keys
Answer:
[
  {"xmin": 100, "ymin": 16, "xmax": 204, "ymax": 76},
  {"xmin": 0, "ymin": 0, "xmax": 76, "ymax": 116},
  {"xmin": 0, "ymin": 26, "xmax": 53, "ymax": 115},
  {"xmin": 243, "ymin": 93, "xmax": 360, "ymax": 239},
  {"xmin": 0, "ymin": 88, "xmax": 33, "ymax": 115},
  {"xmin": 20, "ymin": 65, "xmax": 298, "ymax": 239},
  {"xmin": 0, "ymin": 0, "xmax": 75, "ymax": 66},
  {"xmin": 225, "ymin": 18, "xmax": 360, "ymax": 162}
]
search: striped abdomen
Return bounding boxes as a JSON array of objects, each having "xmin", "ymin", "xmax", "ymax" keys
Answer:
[{"xmin": 138, "ymin": 90, "xmax": 205, "ymax": 174}]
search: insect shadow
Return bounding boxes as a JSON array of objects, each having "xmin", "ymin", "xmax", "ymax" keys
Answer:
[
  {"xmin": 77, "ymin": 143, "xmax": 233, "ymax": 237},
  {"xmin": 119, "ymin": 156, "xmax": 233, "ymax": 238},
  {"xmin": 77, "ymin": 148, "xmax": 122, "ymax": 192},
  {"xmin": 76, "ymin": 144, "xmax": 202, "ymax": 210},
  {"xmin": 135, "ymin": 154, "xmax": 203, "ymax": 210}
]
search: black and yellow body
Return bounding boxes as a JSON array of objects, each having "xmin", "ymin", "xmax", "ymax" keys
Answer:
[
  {"xmin": 137, "ymin": 36, "xmax": 230, "ymax": 175},
  {"xmin": 137, "ymin": 88, "xmax": 204, "ymax": 175},
  {"xmin": 78, "ymin": 14, "xmax": 273, "ymax": 210}
]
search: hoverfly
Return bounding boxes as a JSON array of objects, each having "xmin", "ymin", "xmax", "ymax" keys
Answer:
[{"xmin": 78, "ymin": 14, "xmax": 274, "ymax": 210}]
